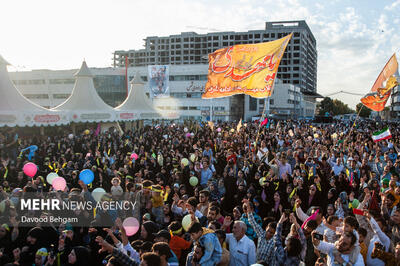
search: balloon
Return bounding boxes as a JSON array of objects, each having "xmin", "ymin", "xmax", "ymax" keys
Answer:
[
  {"xmin": 84, "ymin": 129, "xmax": 90, "ymax": 135},
  {"xmin": 79, "ymin": 169, "xmax": 94, "ymax": 185},
  {"xmin": 182, "ymin": 214, "xmax": 198, "ymax": 231},
  {"xmin": 186, "ymin": 133, "xmax": 191, "ymax": 138},
  {"xmin": 68, "ymin": 134, "xmax": 74, "ymax": 139},
  {"xmin": 23, "ymin": 162, "xmax": 37, "ymax": 177},
  {"xmin": 130, "ymin": 153, "xmax": 138, "ymax": 160},
  {"xmin": 181, "ymin": 158, "xmax": 189, "ymax": 167},
  {"xmin": 189, "ymin": 176, "xmax": 198, "ymax": 186},
  {"xmin": 46, "ymin": 172, "xmax": 58, "ymax": 184},
  {"xmin": 230, "ymin": 129, "xmax": 235, "ymax": 133},
  {"xmin": 52, "ymin": 177, "xmax": 66, "ymax": 191},
  {"xmin": 259, "ymin": 177, "xmax": 267, "ymax": 186},
  {"xmin": 314, "ymin": 133, "xmax": 319, "ymax": 138},
  {"xmin": 217, "ymin": 128, "xmax": 222, "ymax": 132},
  {"xmin": 184, "ymin": 127, "xmax": 188, "ymax": 132},
  {"xmin": 92, "ymin": 188, "xmax": 106, "ymax": 202},
  {"xmin": 123, "ymin": 217, "xmax": 139, "ymax": 236},
  {"xmin": 190, "ymin": 154, "xmax": 196, "ymax": 162},
  {"xmin": 190, "ymin": 132, "xmax": 194, "ymax": 137}
]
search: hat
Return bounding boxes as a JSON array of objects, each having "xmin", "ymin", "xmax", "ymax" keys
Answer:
[
  {"xmin": 153, "ymin": 229, "xmax": 171, "ymax": 242},
  {"xmin": 36, "ymin": 247, "xmax": 48, "ymax": 264},
  {"xmin": 382, "ymin": 178, "xmax": 390, "ymax": 186},
  {"xmin": 347, "ymin": 157, "xmax": 354, "ymax": 161},
  {"xmin": 143, "ymin": 213, "xmax": 151, "ymax": 221},
  {"xmin": 173, "ymin": 183, "xmax": 180, "ymax": 188}
]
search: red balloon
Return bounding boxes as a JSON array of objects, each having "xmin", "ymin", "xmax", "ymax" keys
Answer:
[{"xmin": 23, "ymin": 162, "xmax": 37, "ymax": 177}]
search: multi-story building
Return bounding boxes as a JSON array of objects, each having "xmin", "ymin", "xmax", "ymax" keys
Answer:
[
  {"xmin": 114, "ymin": 20, "xmax": 317, "ymax": 94},
  {"xmin": 391, "ymin": 83, "xmax": 400, "ymax": 119}
]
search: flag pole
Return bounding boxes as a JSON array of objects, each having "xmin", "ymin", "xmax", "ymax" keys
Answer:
[
  {"xmin": 347, "ymin": 104, "xmax": 363, "ymax": 140},
  {"xmin": 254, "ymin": 96, "xmax": 269, "ymax": 149}
]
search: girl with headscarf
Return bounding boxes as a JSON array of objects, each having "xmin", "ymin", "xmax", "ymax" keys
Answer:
[{"xmin": 66, "ymin": 246, "xmax": 90, "ymax": 266}]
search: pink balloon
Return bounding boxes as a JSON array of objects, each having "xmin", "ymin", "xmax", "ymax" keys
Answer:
[
  {"xmin": 123, "ymin": 217, "xmax": 139, "ymax": 236},
  {"xmin": 130, "ymin": 153, "xmax": 138, "ymax": 160},
  {"xmin": 52, "ymin": 177, "xmax": 66, "ymax": 191},
  {"xmin": 23, "ymin": 162, "xmax": 37, "ymax": 177},
  {"xmin": 217, "ymin": 128, "xmax": 222, "ymax": 132},
  {"xmin": 186, "ymin": 133, "xmax": 191, "ymax": 138}
]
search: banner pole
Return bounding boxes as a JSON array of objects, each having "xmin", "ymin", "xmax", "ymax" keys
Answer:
[{"xmin": 347, "ymin": 104, "xmax": 363, "ymax": 140}]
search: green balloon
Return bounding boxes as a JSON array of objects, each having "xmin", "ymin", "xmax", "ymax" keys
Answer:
[{"xmin": 189, "ymin": 176, "xmax": 198, "ymax": 186}]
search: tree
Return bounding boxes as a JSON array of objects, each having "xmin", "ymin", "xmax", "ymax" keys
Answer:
[
  {"xmin": 318, "ymin": 97, "xmax": 334, "ymax": 116},
  {"xmin": 356, "ymin": 103, "xmax": 372, "ymax": 118},
  {"xmin": 319, "ymin": 97, "xmax": 354, "ymax": 116}
]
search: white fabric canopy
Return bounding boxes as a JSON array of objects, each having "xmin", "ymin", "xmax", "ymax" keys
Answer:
[
  {"xmin": 0, "ymin": 55, "xmax": 69, "ymax": 127},
  {"xmin": 115, "ymin": 72, "xmax": 179, "ymax": 120},
  {"xmin": 52, "ymin": 61, "xmax": 116, "ymax": 123}
]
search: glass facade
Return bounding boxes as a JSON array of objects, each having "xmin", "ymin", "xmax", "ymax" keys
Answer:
[{"xmin": 93, "ymin": 75, "xmax": 127, "ymax": 107}]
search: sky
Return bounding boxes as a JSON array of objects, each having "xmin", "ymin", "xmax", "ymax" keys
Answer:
[{"xmin": 1, "ymin": 0, "xmax": 399, "ymax": 109}]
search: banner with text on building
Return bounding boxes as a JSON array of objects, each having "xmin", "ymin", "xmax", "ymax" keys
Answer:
[{"xmin": 202, "ymin": 33, "xmax": 292, "ymax": 99}]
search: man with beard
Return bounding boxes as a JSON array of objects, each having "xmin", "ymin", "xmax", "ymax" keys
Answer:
[{"xmin": 312, "ymin": 230, "xmax": 364, "ymax": 265}]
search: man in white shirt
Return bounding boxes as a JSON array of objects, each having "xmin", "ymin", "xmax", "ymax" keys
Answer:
[
  {"xmin": 257, "ymin": 140, "xmax": 269, "ymax": 163},
  {"xmin": 225, "ymin": 221, "xmax": 256, "ymax": 266},
  {"xmin": 312, "ymin": 231, "xmax": 364, "ymax": 266}
]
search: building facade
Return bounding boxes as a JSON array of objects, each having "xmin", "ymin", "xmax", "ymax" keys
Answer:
[
  {"xmin": 10, "ymin": 65, "xmax": 315, "ymax": 122},
  {"xmin": 391, "ymin": 84, "xmax": 400, "ymax": 119},
  {"xmin": 114, "ymin": 20, "xmax": 317, "ymax": 94}
]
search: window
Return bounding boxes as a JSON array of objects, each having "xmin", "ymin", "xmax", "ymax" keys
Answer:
[
  {"xmin": 270, "ymin": 99, "xmax": 274, "ymax": 105},
  {"xmin": 49, "ymin": 79, "xmax": 75, "ymax": 84},
  {"xmin": 53, "ymin": 93, "xmax": 70, "ymax": 99},
  {"xmin": 249, "ymin": 96, "xmax": 257, "ymax": 111},
  {"xmin": 23, "ymin": 94, "xmax": 49, "ymax": 99}
]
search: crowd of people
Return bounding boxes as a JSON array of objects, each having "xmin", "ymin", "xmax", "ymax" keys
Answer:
[{"xmin": 0, "ymin": 118, "xmax": 400, "ymax": 266}]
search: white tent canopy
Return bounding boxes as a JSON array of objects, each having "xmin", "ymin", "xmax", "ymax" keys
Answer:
[
  {"xmin": 0, "ymin": 55, "xmax": 69, "ymax": 127},
  {"xmin": 115, "ymin": 72, "xmax": 179, "ymax": 120},
  {"xmin": 52, "ymin": 61, "xmax": 116, "ymax": 123}
]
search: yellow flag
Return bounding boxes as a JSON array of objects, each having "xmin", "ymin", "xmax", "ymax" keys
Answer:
[
  {"xmin": 202, "ymin": 33, "xmax": 292, "ymax": 99},
  {"xmin": 207, "ymin": 121, "xmax": 214, "ymax": 131},
  {"xmin": 236, "ymin": 119, "xmax": 242, "ymax": 132}
]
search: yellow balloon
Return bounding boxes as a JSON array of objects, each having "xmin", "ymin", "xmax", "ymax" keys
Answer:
[
  {"xmin": 181, "ymin": 158, "xmax": 189, "ymax": 167},
  {"xmin": 182, "ymin": 214, "xmax": 198, "ymax": 231},
  {"xmin": 84, "ymin": 129, "xmax": 90, "ymax": 135}
]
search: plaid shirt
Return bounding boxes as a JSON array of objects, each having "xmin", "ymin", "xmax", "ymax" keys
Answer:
[
  {"xmin": 112, "ymin": 248, "xmax": 139, "ymax": 266},
  {"xmin": 247, "ymin": 212, "xmax": 275, "ymax": 264}
]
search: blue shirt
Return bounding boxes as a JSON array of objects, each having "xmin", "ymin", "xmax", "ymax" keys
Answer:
[{"xmin": 201, "ymin": 167, "xmax": 213, "ymax": 186}]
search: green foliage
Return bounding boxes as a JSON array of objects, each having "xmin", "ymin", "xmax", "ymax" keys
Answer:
[{"xmin": 319, "ymin": 97, "xmax": 354, "ymax": 116}]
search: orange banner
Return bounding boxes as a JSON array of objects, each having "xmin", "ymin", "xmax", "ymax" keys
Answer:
[
  {"xmin": 361, "ymin": 54, "xmax": 399, "ymax": 111},
  {"xmin": 370, "ymin": 54, "xmax": 398, "ymax": 92},
  {"xmin": 202, "ymin": 33, "xmax": 292, "ymax": 99}
]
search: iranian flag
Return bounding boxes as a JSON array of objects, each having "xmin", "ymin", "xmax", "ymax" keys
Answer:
[{"xmin": 372, "ymin": 127, "xmax": 392, "ymax": 142}]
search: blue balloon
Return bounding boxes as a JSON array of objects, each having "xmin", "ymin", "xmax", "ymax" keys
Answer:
[{"xmin": 79, "ymin": 169, "xmax": 94, "ymax": 185}]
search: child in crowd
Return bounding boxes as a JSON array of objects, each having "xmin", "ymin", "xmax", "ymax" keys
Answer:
[
  {"xmin": 151, "ymin": 184, "xmax": 164, "ymax": 224},
  {"xmin": 110, "ymin": 177, "xmax": 123, "ymax": 200}
]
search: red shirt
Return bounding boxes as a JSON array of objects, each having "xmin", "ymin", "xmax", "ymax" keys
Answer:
[{"xmin": 169, "ymin": 235, "xmax": 191, "ymax": 259}]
